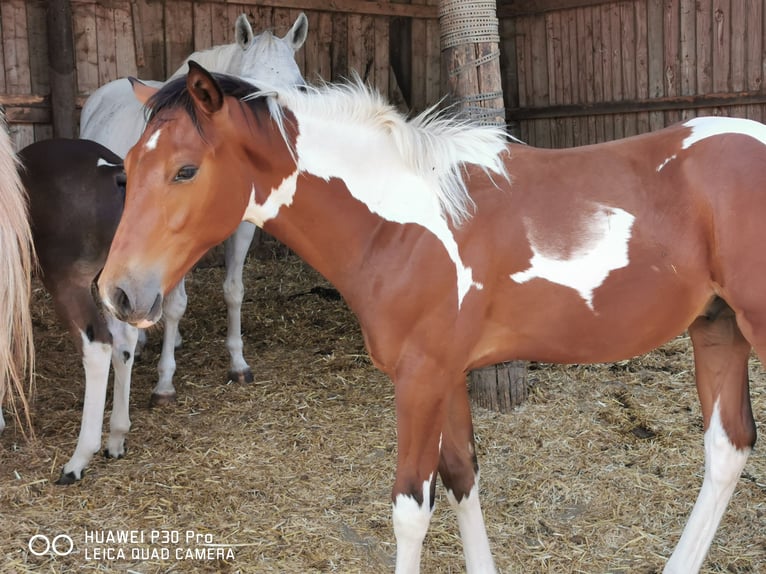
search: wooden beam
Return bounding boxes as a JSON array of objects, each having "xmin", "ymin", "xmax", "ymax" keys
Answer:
[
  {"xmin": 498, "ymin": 0, "xmax": 615, "ymax": 18},
  {"xmin": 509, "ymin": 91, "xmax": 766, "ymax": 120},
  {"xmin": 71, "ymin": 0, "xmax": 439, "ymax": 19},
  {"xmin": 47, "ymin": 0, "xmax": 77, "ymax": 137}
]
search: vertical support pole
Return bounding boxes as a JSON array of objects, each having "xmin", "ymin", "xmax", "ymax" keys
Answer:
[
  {"xmin": 47, "ymin": 0, "xmax": 76, "ymax": 139},
  {"xmin": 439, "ymin": 0, "xmax": 527, "ymax": 411}
]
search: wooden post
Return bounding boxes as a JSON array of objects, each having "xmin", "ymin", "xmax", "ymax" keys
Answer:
[
  {"xmin": 46, "ymin": 0, "xmax": 77, "ymax": 138},
  {"xmin": 439, "ymin": 0, "xmax": 528, "ymax": 412}
]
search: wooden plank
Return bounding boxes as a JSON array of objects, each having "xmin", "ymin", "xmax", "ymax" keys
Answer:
[
  {"xmin": 330, "ymin": 12, "xmax": 347, "ymax": 82},
  {"xmin": 599, "ymin": 3, "xmax": 613, "ymax": 140},
  {"xmin": 663, "ymin": 0, "xmax": 681, "ymax": 124},
  {"xmin": 135, "ymin": 0, "xmax": 164, "ymax": 79},
  {"xmin": 2, "ymin": 0, "xmax": 33, "ymax": 148},
  {"xmin": 95, "ymin": 2, "xmax": 117, "ymax": 87},
  {"xmin": 696, "ymin": 0, "xmax": 712, "ymax": 104},
  {"xmin": 374, "ymin": 16, "xmax": 390, "ymax": 98},
  {"xmin": 211, "ymin": 1, "xmax": 233, "ymax": 46},
  {"xmin": 409, "ymin": 0, "xmax": 426, "ymax": 111},
  {"xmin": 647, "ymin": 0, "xmax": 664, "ymax": 130},
  {"xmin": 114, "ymin": 1, "xmax": 137, "ymax": 77},
  {"xmin": 529, "ymin": 14, "xmax": 551, "ymax": 147},
  {"xmin": 578, "ymin": 7, "xmax": 595, "ymax": 143},
  {"xmin": 589, "ymin": 6, "xmax": 605, "ymax": 142},
  {"xmin": 164, "ymin": 1, "xmax": 194, "ymax": 75},
  {"xmin": 712, "ymin": 0, "xmax": 731, "ymax": 93},
  {"xmin": 424, "ymin": 1, "xmax": 440, "ymax": 104},
  {"xmin": 680, "ymin": 0, "xmax": 696, "ymax": 119},
  {"xmin": 509, "ymin": 90, "xmax": 766, "ymax": 119},
  {"xmin": 621, "ymin": 1, "xmax": 637, "ymax": 136},
  {"xmin": 500, "ymin": 0, "xmax": 623, "ymax": 18},
  {"xmin": 634, "ymin": 2, "xmax": 649, "ymax": 134},
  {"xmin": 514, "ymin": 16, "xmax": 530, "ymax": 109},
  {"xmin": 563, "ymin": 10, "xmax": 575, "ymax": 145},
  {"xmin": 546, "ymin": 12, "xmax": 561, "ymax": 105},
  {"xmin": 609, "ymin": 2, "xmax": 623, "ymax": 139},
  {"xmin": 193, "ymin": 2, "xmax": 213, "ymax": 51},
  {"xmin": 316, "ymin": 12, "xmax": 333, "ymax": 82}
]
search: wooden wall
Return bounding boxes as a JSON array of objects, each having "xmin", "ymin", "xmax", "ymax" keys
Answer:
[
  {"xmin": 500, "ymin": 0, "xmax": 766, "ymax": 147},
  {"xmin": 0, "ymin": 0, "xmax": 441, "ymax": 151}
]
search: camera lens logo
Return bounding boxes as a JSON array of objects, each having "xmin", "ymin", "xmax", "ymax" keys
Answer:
[{"xmin": 28, "ymin": 534, "xmax": 74, "ymax": 556}]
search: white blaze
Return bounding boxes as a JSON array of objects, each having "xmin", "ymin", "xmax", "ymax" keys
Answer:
[
  {"xmin": 510, "ymin": 205, "xmax": 635, "ymax": 310},
  {"xmin": 144, "ymin": 129, "xmax": 161, "ymax": 151}
]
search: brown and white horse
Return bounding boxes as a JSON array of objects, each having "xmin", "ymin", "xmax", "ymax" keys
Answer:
[
  {"xmin": 99, "ymin": 63, "xmax": 764, "ymax": 573},
  {"xmin": 0, "ymin": 110, "xmax": 35, "ymax": 437}
]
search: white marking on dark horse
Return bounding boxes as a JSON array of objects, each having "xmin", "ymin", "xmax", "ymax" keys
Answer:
[
  {"xmin": 682, "ymin": 116, "xmax": 766, "ymax": 149},
  {"xmin": 97, "ymin": 157, "xmax": 121, "ymax": 168},
  {"xmin": 510, "ymin": 205, "xmax": 635, "ymax": 310}
]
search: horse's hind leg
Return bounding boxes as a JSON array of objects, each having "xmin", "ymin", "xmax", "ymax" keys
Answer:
[
  {"xmin": 104, "ymin": 313, "xmax": 138, "ymax": 458},
  {"xmin": 438, "ymin": 381, "xmax": 496, "ymax": 573},
  {"xmin": 150, "ymin": 279, "xmax": 187, "ymax": 406},
  {"xmin": 665, "ymin": 300, "xmax": 755, "ymax": 573},
  {"xmin": 223, "ymin": 222, "xmax": 255, "ymax": 383}
]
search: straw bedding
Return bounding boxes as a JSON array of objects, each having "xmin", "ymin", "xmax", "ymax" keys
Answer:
[{"xmin": 1, "ymin": 236, "xmax": 764, "ymax": 573}]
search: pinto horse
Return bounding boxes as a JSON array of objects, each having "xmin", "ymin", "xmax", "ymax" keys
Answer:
[
  {"xmin": 0, "ymin": 110, "xmax": 35, "ymax": 437},
  {"xmin": 18, "ymin": 138, "xmax": 139, "ymax": 483},
  {"xmin": 80, "ymin": 12, "xmax": 308, "ymax": 404},
  {"xmin": 99, "ymin": 62, "xmax": 763, "ymax": 573}
]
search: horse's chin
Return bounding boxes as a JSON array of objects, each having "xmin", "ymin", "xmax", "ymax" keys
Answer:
[{"xmin": 135, "ymin": 318, "xmax": 158, "ymax": 329}]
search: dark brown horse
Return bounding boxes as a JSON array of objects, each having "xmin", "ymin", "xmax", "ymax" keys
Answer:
[
  {"xmin": 19, "ymin": 138, "xmax": 139, "ymax": 483},
  {"xmin": 98, "ymin": 63, "xmax": 763, "ymax": 573}
]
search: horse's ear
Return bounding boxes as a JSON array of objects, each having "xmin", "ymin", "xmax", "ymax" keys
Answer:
[
  {"xmin": 235, "ymin": 13, "xmax": 253, "ymax": 50},
  {"xmin": 186, "ymin": 61, "xmax": 223, "ymax": 115},
  {"xmin": 285, "ymin": 12, "xmax": 308, "ymax": 51},
  {"xmin": 129, "ymin": 77, "xmax": 158, "ymax": 105}
]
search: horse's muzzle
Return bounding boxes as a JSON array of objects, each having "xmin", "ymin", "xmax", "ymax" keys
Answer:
[{"xmin": 102, "ymin": 285, "xmax": 163, "ymax": 328}]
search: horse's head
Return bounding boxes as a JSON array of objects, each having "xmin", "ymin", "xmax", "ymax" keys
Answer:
[
  {"xmin": 239, "ymin": 12, "xmax": 308, "ymax": 87},
  {"xmin": 98, "ymin": 63, "xmax": 286, "ymax": 327},
  {"xmin": 171, "ymin": 13, "xmax": 307, "ymax": 88}
]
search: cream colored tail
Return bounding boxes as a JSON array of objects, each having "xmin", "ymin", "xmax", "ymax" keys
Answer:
[{"xmin": 0, "ymin": 111, "xmax": 35, "ymax": 437}]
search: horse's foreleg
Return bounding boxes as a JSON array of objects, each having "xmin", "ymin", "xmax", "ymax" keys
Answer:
[
  {"xmin": 59, "ymin": 329, "xmax": 112, "ymax": 484},
  {"xmin": 391, "ymin": 361, "xmax": 452, "ymax": 574},
  {"xmin": 439, "ymin": 382, "xmax": 496, "ymax": 574},
  {"xmin": 223, "ymin": 222, "xmax": 255, "ymax": 383},
  {"xmin": 104, "ymin": 314, "xmax": 138, "ymax": 459},
  {"xmin": 151, "ymin": 279, "xmax": 188, "ymax": 406},
  {"xmin": 665, "ymin": 305, "xmax": 755, "ymax": 573}
]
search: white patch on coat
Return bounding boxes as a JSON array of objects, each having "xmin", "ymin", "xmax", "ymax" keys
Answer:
[
  {"xmin": 144, "ymin": 129, "xmax": 162, "ymax": 151},
  {"xmin": 510, "ymin": 205, "xmax": 635, "ymax": 310},
  {"xmin": 97, "ymin": 157, "xmax": 121, "ymax": 168},
  {"xmin": 682, "ymin": 116, "xmax": 766, "ymax": 149},
  {"xmin": 656, "ymin": 154, "xmax": 677, "ymax": 172},
  {"xmin": 244, "ymin": 171, "xmax": 299, "ymax": 228}
]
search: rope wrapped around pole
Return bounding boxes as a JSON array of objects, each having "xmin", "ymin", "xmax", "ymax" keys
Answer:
[{"xmin": 439, "ymin": 0, "xmax": 505, "ymax": 127}]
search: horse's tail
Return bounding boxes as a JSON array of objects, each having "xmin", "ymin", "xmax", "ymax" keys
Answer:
[{"xmin": 0, "ymin": 111, "xmax": 35, "ymax": 438}]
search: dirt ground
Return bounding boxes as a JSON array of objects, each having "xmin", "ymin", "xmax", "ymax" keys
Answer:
[{"xmin": 1, "ymin": 244, "xmax": 765, "ymax": 573}]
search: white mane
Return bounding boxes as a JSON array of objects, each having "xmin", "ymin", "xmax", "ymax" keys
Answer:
[{"xmin": 245, "ymin": 80, "xmax": 509, "ymax": 225}]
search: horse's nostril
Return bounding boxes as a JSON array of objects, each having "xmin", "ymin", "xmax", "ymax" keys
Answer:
[{"xmin": 111, "ymin": 286, "xmax": 133, "ymax": 319}]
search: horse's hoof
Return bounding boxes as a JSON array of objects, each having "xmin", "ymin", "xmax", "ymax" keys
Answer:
[
  {"xmin": 227, "ymin": 368, "xmax": 254, "ymax": 384},
  {"xmin": 55, "ymin": 470, "xmax": 81, "ymax": 485},
  {"xmin": 149, "ymin": 392, "xmax": 177, "ymax": 407},
  {"xmin": 103, "ymin": 447, "xmax": 125, "ymax": 460}
]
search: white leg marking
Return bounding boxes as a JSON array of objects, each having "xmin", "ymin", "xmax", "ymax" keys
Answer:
[
  {"xmin": 510, "ymin": 204, "xmax": 635, "ymax": 310},
  {"xmin": 63, "ymin": 332, "xmax": 112, "ymax": 478},
  {"xmin": 105, "ymin": 315, "xmax": 139, "ymax": 457},
  {"xmin": 393, "ymin": 475, "xmax": 434, "ymax": 574},
  {"xmin": 446, "ymin": 477, "xmax": 497, "ymax": 574},
  {"xmin": 664, "ymin": 401, "xmax": 750, "ymax": 573},
  {"xmin": 223, "ymin": 221, "xmax": 256, "ymax": 379},
  {"xmin": 153, "ymin": 279, "xmax": 187, "ymax": 398}
]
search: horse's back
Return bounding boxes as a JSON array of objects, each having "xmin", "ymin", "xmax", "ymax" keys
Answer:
[
  {"xmin": 20, "ymin": 139, "xmax": 125, "ymax": 278},
  {"xmin": 80, "ymin": 78, "xmax": 163, "ymax": 157}
]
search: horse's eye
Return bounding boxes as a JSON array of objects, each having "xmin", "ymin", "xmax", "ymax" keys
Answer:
[{"xmin": 174, "ymin": 165, "xmax": 198, "ymax": 182}]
